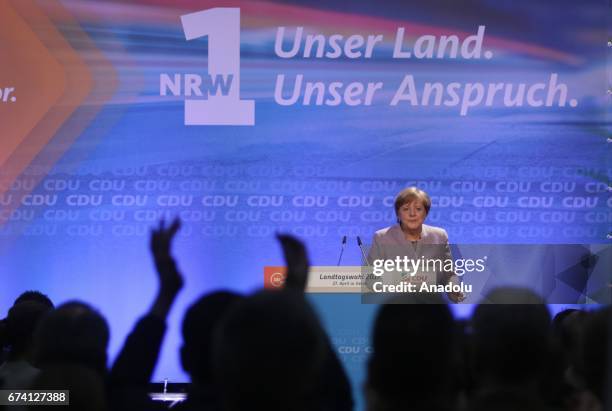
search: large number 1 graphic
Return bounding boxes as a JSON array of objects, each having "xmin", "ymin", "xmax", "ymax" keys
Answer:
[{"xmin": 181, "ymin": 8, "xmax": 254, "ymax": 125}]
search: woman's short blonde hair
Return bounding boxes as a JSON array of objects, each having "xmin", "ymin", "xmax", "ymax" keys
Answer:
[{"xmin": 394, "ymin": 187, "xmax": 431, "ymax": 215}]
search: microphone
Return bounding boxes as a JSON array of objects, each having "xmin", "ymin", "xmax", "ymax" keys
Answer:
[
  {"xmin": 356, "ymin": 236, "xmax": 370, "ymax": 266},
  {"xmin": 336, "ymin": 235, "xmax": 347, "ymax": 266}
]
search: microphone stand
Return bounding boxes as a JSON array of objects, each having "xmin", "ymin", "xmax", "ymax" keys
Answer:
[
  {"xmin": 337, "ymin": 235, "xmax": 347, "ymax": 266},
  {"xmin": 356, "ymin": 236, "xmax": 370, "ymax": 266}
]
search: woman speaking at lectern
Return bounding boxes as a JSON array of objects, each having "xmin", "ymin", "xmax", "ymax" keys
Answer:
[{"xmin": 367, "ymin": 187, "xmax": 464, "ymax": 303}]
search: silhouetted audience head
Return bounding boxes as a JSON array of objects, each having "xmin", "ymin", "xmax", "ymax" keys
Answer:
[
  {"xmin": 551, "ymin": 309, "xmax": 587, "ymax": 369},
  {"xmin": 471, "ymin": 288, "xmax": 551, "ymax": 387},
  {"xmin": 29, "ymin": 364, "xmax": 108, "ymax": 411},
  {"xmin": 367, "ymin": 297, "xmax": 456, "ymax": 411},
  {"xmin": 1, "ymin": 291, "xmax": 53, "ymax": 363},
  {"xmin": 213, "ymin": 290, "xmax": 326, "ymax": 411},
  {"xmin": 552, "ymin": 308, "xmax": 579, "ymax": 333},
  {"xmin": 180, "ymin": 290, "xmax": 242, "ymax": 384},
  {"xmin": 5, "ymin": 301, "xmax": 52, "ymax": 361},
  {"xmin": 33, "ymin": 301, "xmax": 109, "ymax": 376},
  {"xmin": 14, "ymin": 291, "xmax": 54, "ymax": 309}
]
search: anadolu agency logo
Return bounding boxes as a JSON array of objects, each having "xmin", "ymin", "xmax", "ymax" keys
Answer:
[{"xmin": 160, "ymin": 8, "xmax": 254, "ymax": 126}]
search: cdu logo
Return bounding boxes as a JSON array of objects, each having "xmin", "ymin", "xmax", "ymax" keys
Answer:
[{"xmin": 160, "ymin": 8, "xmax": 254, "ymax": 125}]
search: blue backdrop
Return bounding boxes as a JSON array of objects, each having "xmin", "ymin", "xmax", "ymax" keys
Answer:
[{"xmin": 0, "ymin": 1, "xmax": 608, "ymax": 408}]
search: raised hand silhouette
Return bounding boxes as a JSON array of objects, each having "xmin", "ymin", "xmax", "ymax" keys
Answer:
[
  {"xmin": 276, "ymin": 233, "xmax": 310, "ymax": 292},
  {"xmin": 150, "ymin": 218, "xmax": 184, "ymax": 304},
  {"xmin": 109, "ymin": 217, "xmax": 185, "ymax": 411}
]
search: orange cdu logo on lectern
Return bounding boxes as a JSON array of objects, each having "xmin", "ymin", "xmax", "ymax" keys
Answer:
[{"xmin": 263, "ymin": 266, "xmax": 287, "ymax": 289}]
